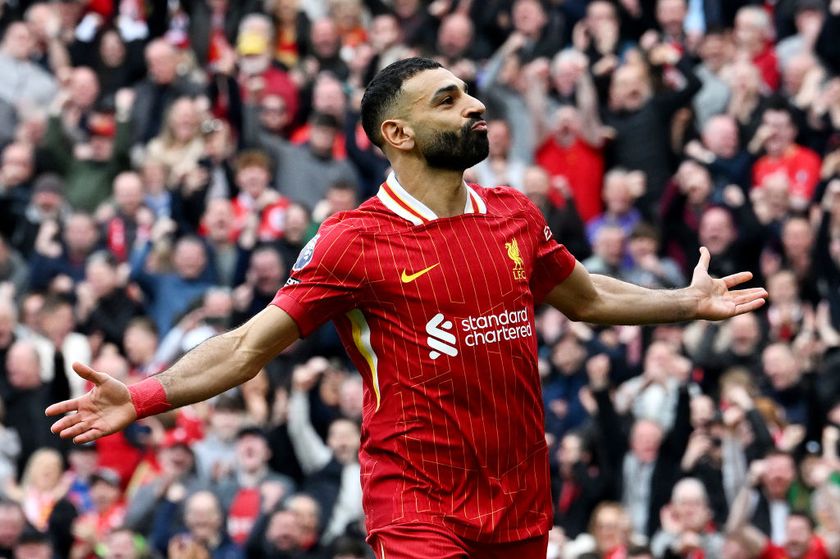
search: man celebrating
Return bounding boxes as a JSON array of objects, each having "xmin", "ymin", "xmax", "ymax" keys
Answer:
[{"xmin": 47, "ymin": 58, "xmax": 767, "ymax": 559}]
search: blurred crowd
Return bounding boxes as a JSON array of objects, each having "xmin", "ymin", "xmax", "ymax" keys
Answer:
[{"xmin": 0, "ymin": 0, "xmax": 839, "ymax": 558}]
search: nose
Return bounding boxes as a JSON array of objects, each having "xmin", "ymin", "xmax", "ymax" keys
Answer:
[{"xmin": 463, "ymin": 94, "xmax": 486, "ymax": 119}]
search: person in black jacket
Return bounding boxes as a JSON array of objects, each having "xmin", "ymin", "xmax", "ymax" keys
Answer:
[{"xmin": 588, "ymin": 347, "xmax": 693, "ymax": 538}]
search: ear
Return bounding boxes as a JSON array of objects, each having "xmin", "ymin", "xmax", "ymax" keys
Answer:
[{"xmin": 380, "ymin": 119, "xmax": 415, "ymax": 152}]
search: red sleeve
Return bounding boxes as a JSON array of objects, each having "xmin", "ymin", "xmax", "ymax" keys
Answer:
[
  {"xmin": 271, "ymin": 220, "xmax": 365, "ymax": 336},
  {"xmin": 522, "ymin": 195, "xmax": 577, "ymax": 304}
]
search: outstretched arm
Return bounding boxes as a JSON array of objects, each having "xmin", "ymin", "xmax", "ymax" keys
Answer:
[
  {"xmin": 46, "ymin": 305, "xmax": 300, "ymax": 443},
  {"xmin": 545, "ymin": 247, "xmax": 767, "ymax": 324}
]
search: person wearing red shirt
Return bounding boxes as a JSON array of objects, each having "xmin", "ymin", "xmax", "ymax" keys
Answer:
[
  {"xmin": 734, "ymin": 6, "xmax": 780, "ymax": 91},
  {"xmin": 752, "ymin": 100, "xmax": 822, "ymax": 207},
  {"xmin": 734, "ymin": 513, "xmax": 835, "ymax": 559},
  {"xmin": 48, "ymin": 59, "xmax": 767, "ymax": 559}
]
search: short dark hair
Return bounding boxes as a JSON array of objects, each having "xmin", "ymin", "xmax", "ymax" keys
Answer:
[{"xmin": 360, "ymin": 57, "xmax": 443, "ymax": 148}]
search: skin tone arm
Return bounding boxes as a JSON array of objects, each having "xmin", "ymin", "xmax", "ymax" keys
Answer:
[
  {"xmin": 46, "ymin": 306, "xmax": 300, "ymax": 443},
  {"xmin": 546, "ymin": 247, "xmax": 767, "ymax": 324}
]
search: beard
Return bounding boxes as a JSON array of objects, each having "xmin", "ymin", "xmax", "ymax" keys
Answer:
[{"xmin": 420, "ymin": 118, "xmax": 489, "ymax": 171}]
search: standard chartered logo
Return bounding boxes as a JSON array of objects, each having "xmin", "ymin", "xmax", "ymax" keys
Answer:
[
  {"xmin": 425, "ymin": 307, "xmax": 532, "ymax": 359},
  {"xmin": 426, "ymin": 313, "xmax": 458, "ymax": 359}
]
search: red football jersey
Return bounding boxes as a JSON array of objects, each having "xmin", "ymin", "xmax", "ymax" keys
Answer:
[{"xmin": 272, "ymin": 173, "xmax": 577, "ymax": 543}]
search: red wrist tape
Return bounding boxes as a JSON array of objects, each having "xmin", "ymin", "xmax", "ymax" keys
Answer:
[{"xmin": 128, "ymin": 377, "xmax": 172, "ymax": 419}]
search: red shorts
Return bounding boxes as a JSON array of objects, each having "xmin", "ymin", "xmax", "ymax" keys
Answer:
[{"xmin": 367, "ymin": 523, "xmax": 549, "ymax": 559}]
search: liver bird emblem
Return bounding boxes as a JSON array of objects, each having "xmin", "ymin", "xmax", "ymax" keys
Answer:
[{"xmin": 505, "ymin": 239, "xmax": 525, "ymax": 277}]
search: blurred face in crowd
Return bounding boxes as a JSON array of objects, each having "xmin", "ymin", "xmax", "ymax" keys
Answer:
[
  {"xmin": 734, "ymin": 8, "xmax": 770, "ymax": 51},
  {"xmin": 309, "ymin": 122, "xmax": 338, "ymax": 157},
  {"xmin": 113, "ymin": 173, "xmax": 144, "ymax": 217},
  {"xmin": 204, "ymin": 121, "xmax": 233, "ymax": 162},
  {"xmin": 283, "ymin": 203, "xmax": 310, "ymax": 244},
  {"xmin": 628, "ymin": 232, "xmax": 658, "ymax": 265},
  {"xmin": 602, "ymin": 172, "xmax": 634, "ymax": 213},
  {"xmin": 762, "ymin": 453, "xmax": 796, "ymax": 499},
  {"xmin": 339, "ymin": 376, "xmax": 363, "ymax": 420},
  {"xmin": 92, "ymin": 353, "xmax": 129, "ymax": 382},
  {"xmin": 729, "ymin": 313, "xmax": 761, "ymax": 355},
  {"xmin": 24, "ymin": 449, "xmax": 63, "ymax": 491},
  {"xmin": 610, "ymin": 65, "xmax": 652, "ymax": 112},
  {"xmin": 99, "ymin": 30, "xmax": 126, "ymax": 67},
  {"xmin": 172, "ymin": 238, "xmax": 207, "ymax": 280},
  {"xmin": 698, "ymin": 32, "xmax": 730, "ymax": 73},
  {"xmin": 65, "ymin": 213, "xmax": 99, "ymax": 256},
  {"xmin": 369, "ymin": 14, "xmax": 401, "ymax": 51},
  {"xmin": 123, "ymin": 323, "xmax": 158, "ymax": 366},
  {"xmin": 68, "ymin": 447, "xmax": 97, "ymax": 479},
  {"xmin": 762, "ymin": 344, "xmax": 800, "ymax": 392},
  {"xmin": 102, "ymin": 529, "xmax": 140, "ymax": 559},
  {"xmin": 265, "ymin": 510, "xmax": 300, "ymax": 551},
  {"xmin": 552, "ymin": 106, "xmax": 583, "ymax": 145},
  {"xmin": 762, "ymin": 109, "xmax": 797, "ymax": 157},
  {"xmin": 6, "ymin": 341, "xmax": 41, "ymax": 390},
  {"xmin": 594, "ymin": 226, "xmax": 625, "ymax": 267},
  {"xmin": 167, "ymin": 98, "xmax": 200, "ymax": 144},
  {"xmin": 656, "ymin": 0, "xmax": 687, "ymax": 38},
  {"xmin": 558, "ymin": 433, "xmax": 585, "ymax": 471},
  {"xmin": 86, "ymin": 256, "xmax": 118, "ymax": 299},
  {"xmin": 676, "ymin": 160, "xmax": 712, "ymax": 206},
  {"xmin": 523, "ymin": 166, "xmax": 550, "ymax": 204},
  {"xmin": 702, "ymin": 115, "xmax": 739, "ymax": 159},
  {"xmin": 326, "ymin": 185, "xmax": 358, "ymax": 214},
  {"xmin": 145, "ymin": 40, "xmax": 178, "ymax": 85},
  {"xmin": 287, "ymin": 495, "xmax": 320, "ymax": 539},
  {"xmin": 327, "ymin": 419, "xmax": 361, "ymax": 464},
  {"xmin": 237, "ymin": 164, "xmax": 271, "ymax": 200},
  {"xmin": 21, "ymin": 294, "xmax": 44, "ymax": 331},
  {"xmin": 587, "ymin": 1, "xmax": 619, "ymax": 36},
  {"xmin": 725, "ymin": 60, "xmax": 762, "ymax": 97},
  {"xmin": 690, "ymin": 394, "xmax": 716, "ymax": 430},
  {"xmin": 782, "ymin": 218, "xmax": 812, "ymax": 260},
  {"xmin": 551, "ymin": 51, "xmax": 586, "ymax": 98},
  {"xmin": 3, "ymin": 22, "xmax": 35, "ymax": 60},
  {"xmin": 630, "ymin": 419, "xmax": 663, "ymax": 463},
  {"xmin": 767, "ymin": 270, "xmax": 799, "ymax": 306},
  {"xmin": 313, "ymin": 74, "xmax": 346, "ymax": 118},
  {"xmin": 486, "ymin": 119, "xmax": 511, "ymax": 159},
  {"xmin": 591, "ymin": 504, "xmax": 630, "ymax": 553},
  {"xmin": 551, "ymin": 334, "xmax": 587, "ymax": 374},
  {"xmin": 671, "ymin": 480, "xmax": 711, "ymax": 532},
  {"xmin": 236, "ymin": 433, "xmax": 271, "ymax": 474},
  {"xmin": 39, "ymin": 301, "xmax": 74, "ymax": 345},
  {"xmin": 259, "ymin": 94, "xmax": 289, "ymax": 134},
  {"xmin": 184, "ymin": 492, "xmax": 223, "ymax": 544},
  {"xmin": 0, "ymin": 300, "xmax": 16, "ymax": 349},
  {"xmin": 202, "ymin": 199, "xmax": 236, "ymax": 244},
  {"xmin": 70, "ymin": 67, "xmax": 99, "ymax": 110},
  {"xmin": 723, "ymin": 537, "xmax": 751, "ymax": 559},
  {"xmin": 209, "ymin": 406, "xmax": 243, "ymax": 442},
  {"xmin": 783, "ymin": 53, "xmax": 816, "ymax": 96},
  {"xmin": 159, "ymin": 444, "xmax": 194, "ymax": 476},
  {"xmin": 249, "ymin": 248, "xmax": 285, "ymax": 294},
  {"xmin": 437, "ymin": 14, "xmax": 473, "ymax": 59},
  {"xmin": 1, "ymin": 143, "xmax": 34, "ymax": 186},
  {"xmin": 699, "ymin": 207, "xmax": 736, "ymax": 256},
  {"xmin": 785, "ymin": 515, "xmax": 814, "ymax": 559},
  {"xmin": 0, "ymin": 503, "xmax": 25, "ymax": 548},
  {"xmin": 512, "ymin": 0, "xmax": 547, "ymax": 37},
  {"xmin": 310, "ymin": 19, "xmax": 340, "ymax": 59},
  {"xmin": 795, "ymin": 8, "xmax": 825, "ymax": 38},
  {"xmin": 90, "ymin": 479, "xmax": 122, "ymax": 511}
]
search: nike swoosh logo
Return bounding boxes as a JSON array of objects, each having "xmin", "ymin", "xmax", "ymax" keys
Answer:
[{"xmin": 401, "ymin": 263, "xmax": 439, "ymax": 283}]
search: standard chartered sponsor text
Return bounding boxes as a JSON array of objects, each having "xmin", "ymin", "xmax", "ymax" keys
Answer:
[{"xmin": 460, "ymin": 307, "xmax": 532, "ymax": 347}]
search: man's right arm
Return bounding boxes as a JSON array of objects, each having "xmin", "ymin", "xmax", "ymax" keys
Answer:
[{"xmin": 46, "ymin": 306, "xmax": 300, "ymax": 443}]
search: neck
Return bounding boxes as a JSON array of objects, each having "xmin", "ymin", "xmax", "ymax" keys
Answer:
[{"xmin": 393, "ymin": 162, "xmax": 467, "ymax": 218}]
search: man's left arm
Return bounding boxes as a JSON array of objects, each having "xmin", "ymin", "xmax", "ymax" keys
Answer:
[{"xmin": 545, "ymin": 247, "xmax": 766, "ymax": 325}]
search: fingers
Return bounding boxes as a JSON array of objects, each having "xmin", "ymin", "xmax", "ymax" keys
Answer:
[
  {"xmin": 50, "ymin": 412, "xmax": 83, "ymax": 434},
  {"xmin": 734, "ymin": 298, "xmax": 766, "ymax": 315},
  {"xmin": 721, "ymin": 271, "xmax": 753, "ymax": 288},
  {"xmin": 72, "ymin": 362, "xmax": 110, "ymax": 386},
  {"xmin": 696, "ymin": 246, "xmax": 711, "ymax": 271},
  {"xmin": 73, "ymin": 430, "xmax": 102, "ymax": 445},
  {"xmin": 732, "ymin": 288, "xmax": 769, "ymax": 304},
  {"xmin": 59, "ymin": 420, "xmax": 91, "ymax": 440},
  {"xmin": 45, "ymin": 397, "xmax": 82, "ymax": 417}
]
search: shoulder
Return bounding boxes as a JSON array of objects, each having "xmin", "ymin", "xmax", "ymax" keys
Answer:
[{"xmin": 472, "ymin": 184, "xmax": 537, "ymax": 214}]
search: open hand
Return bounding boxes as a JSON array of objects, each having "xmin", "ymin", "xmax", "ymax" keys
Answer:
[
  {"xmin": 690, "ymin": 247, "xmax": 767, "ymax": 321},
  {"xmin": 45, "ymin": 362, "xmax": 136, "ymax": 444}
]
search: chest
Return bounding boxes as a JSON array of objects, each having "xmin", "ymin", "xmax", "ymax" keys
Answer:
[{"xmin": 362, "ymin": 215, "xmax": 536, "ymax": 319}]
